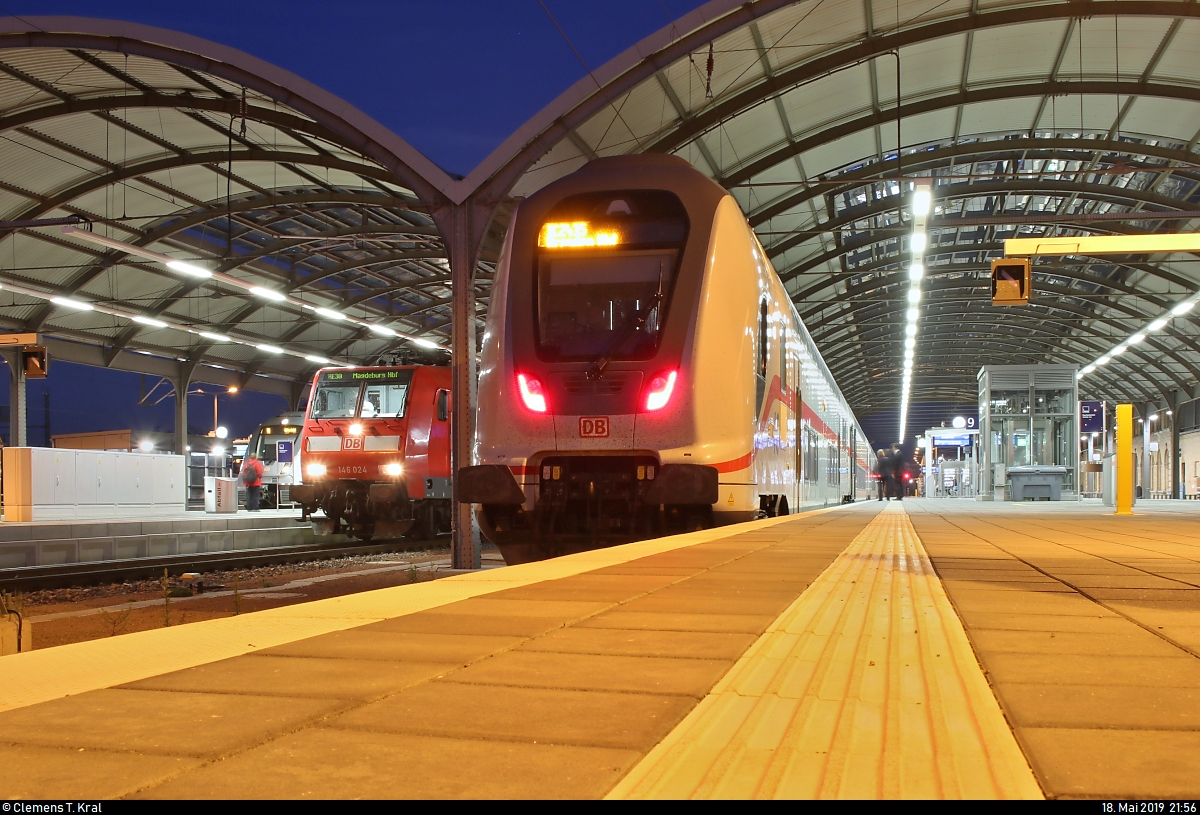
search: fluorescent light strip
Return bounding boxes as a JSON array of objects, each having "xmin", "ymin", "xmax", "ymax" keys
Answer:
[
  {"xmin": 63, "ymin": 227, "xmax": 451, "ymax": 352},
  {"xmin": 900, "ymin": 181, "xmax": 932, "ymax": 444},
  {"xmin": 0, "ymin": 278, "xmax": 363, "ymax": 368},
  {"xmin": 1078, "ymin": 291, "xmax": 1200, "ymax": 382}
]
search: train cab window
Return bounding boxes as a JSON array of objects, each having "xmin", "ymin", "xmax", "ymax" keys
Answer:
[
  {"xmin": 311, "ymin": 384, "xmax": 361, "ymax": 419},
  {"xmin": 436, "ymin": 389, "xmax": 449, "ymax": 422},
  {"xmin": 535, "ymin": 190, "xmax": 688, "ymax": 362},
  {"xmin": 361, "ymin": 383, "xmax": 409, "ymax": 418}
]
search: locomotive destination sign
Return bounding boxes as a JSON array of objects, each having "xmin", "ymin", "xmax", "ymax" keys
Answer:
[{"xmin": 320, "ymin": 369, "xmax": 412, "ymax": 384}]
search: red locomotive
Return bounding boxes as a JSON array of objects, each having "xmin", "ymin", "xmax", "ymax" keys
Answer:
[{"xmin": 290, "ymin": 365, "xmax": 453, "ymax": 540}]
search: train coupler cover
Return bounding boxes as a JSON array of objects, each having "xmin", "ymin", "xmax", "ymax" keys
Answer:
[
  {"xmin": 457, "ymin": 465, "xmax": 525, "ymax": 504},
  {"xmin": 641, "ymin": 463, "xmax": 719, "ymax": 505}
]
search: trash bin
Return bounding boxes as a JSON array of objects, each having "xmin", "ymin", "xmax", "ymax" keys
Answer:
[
  {"xmin": 1006, "ymin": 466, "xmax": 1067, "ymax": 501},
  {"xmin": 204, "ymin": 476, "xmax": 238, "ymax": 513}
]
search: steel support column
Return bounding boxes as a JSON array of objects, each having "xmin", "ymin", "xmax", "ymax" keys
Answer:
[
  {"xmin": 175, "ymin": 361, "xmax": 196, "ymax": 456},
  {"xmin": 1, "ymin": 351, "xmax": 27, "ymax": 447},
  {"xmin": 1171, "ymin": 391, "xmax": 1182, "ymax": 499},
  {"xmin": 439, "ymin": 198, "xmax": 497, "ymax": 570},
  {"xmin": 1142, "ymin": 402, "xmax": 1154, "ymax": 497}
]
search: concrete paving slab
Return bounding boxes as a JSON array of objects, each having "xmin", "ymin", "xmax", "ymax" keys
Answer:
[
  {"xmin": 1159, "ymin": 625, "xmax": 1200, "ymax": 652},
  {"xmin": 134, "ymin": 727, "xmax": 639, "ymax": 799},
  {"xmin": 980, "ymin": 652, "xmax": 1200, "ymax": 686},
  {"xmin": 0, "ymin": 688, "xmax": 344, "ymax": 757},
  {"xmin": 941, "ymin": 579, "xmax": 1075, "ymax": 594},
  {"xmin": 968, "ymin": 628, "xmax": 1184, "ymax": 657},
  {"xmin": 617, "ymin": 589, "xmax": 795, "ymax": 617},
  {"xmin": 1019, "ymin": 727, "xmax": 1200, "ymax": 799},
  {"xmin": 449, "ymin": 650, "xmax": 731, "ymax": 697},
  {"xmin": 934, "ymin": 570, "xmax": 1061, "ymax": 583},
  {"xmin": 256, "ymin": 629, "xmax": 525, "ymax": 663},
  {"xmin": 578, "ymin": 609, "xmax": 776, "ymax": 634},
  {"xmin": 996, "ymin": 683, "xmax": 1200, "ymax": 729},
  {"xmin": 585, "ymin": 565, "xmax": 705, "ymax": 576},
  {"xmin": 426, "ymin": 596, "xmax": 616, "ymax": 619},
  {"xmin": 956, "ymin": 610, "xmax": 1124, "ymax": 632},
  {"xmin": 1079, "ymin": 588, "xmax": 1200, "ymax": 602},
  {"xmin": 329, "ymin": 681, "xmax": 695, "ymax": 750},
  {"xmin": 121, "ymin": 655, "xmax": 458, "ymax": 700},
  {"xmin": 481, "ymin": 583, "xmax": 669, "ymax": 603},
  {"xmin": 0, "ymin": 743, "xmax": 202, "ymax": 799},
  {"xmin": 1038, "ymin": 574, "xmax": 1195, "ymax": 589},
  {"xmin": 363, "ymin": 611, "xmax": 574, "ymax": 638},
  {"xmin": 947, "ymin": 590, "xmax": 1115, "ymax": 616},
  {"xmin": 519, "ymin": 626, "xmax": 757, "ymax": 660}
]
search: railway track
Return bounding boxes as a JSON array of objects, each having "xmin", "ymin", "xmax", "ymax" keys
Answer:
[{"xmin": 0, "ymin": 535, "xmax": 451, "ymax": 592}]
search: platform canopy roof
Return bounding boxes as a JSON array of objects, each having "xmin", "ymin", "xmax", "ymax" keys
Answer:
[
  {"xmin": 4, "ymin": 4, "xmax": 1200, "ymax": 421},
  {"xmin": 0, "ymin": 17, "xmax": 483, "ymax": 399},
  {"xmin": 465, "ymin": 0, "xmax": 1200, "ymax": 429}
]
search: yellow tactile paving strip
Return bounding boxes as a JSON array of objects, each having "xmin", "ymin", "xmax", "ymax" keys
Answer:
[
  {"xmin": 0, "ymin": 510, "xmax": 834, "ymax": 715},
  {"xmin": 609, "ymin": 503, "xmax": 1042, "ymax": 799}
]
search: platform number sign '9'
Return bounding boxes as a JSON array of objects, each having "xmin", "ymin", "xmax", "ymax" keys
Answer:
[{"xmin": 579, "ymin": 416, "xmax": 610, "ymax": 438}]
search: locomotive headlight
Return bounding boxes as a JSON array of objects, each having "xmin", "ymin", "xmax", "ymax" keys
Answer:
[
  {"xmin": 306, "ymin": 463, "xmax": 327, "ymax": 478},
  {"xmin": 349, "ymin": 423, "xmax": 363, "ymax": 435},
  {"xmin": 383, "ymin": 463, "xmax": 403, "ymax": 476}
]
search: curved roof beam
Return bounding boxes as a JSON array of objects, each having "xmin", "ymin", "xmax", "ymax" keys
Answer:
[
  {"xmin": 814, "ymin": 277, "xmax": 1200, "ymax": 383},
  {"xmin": 40, "ymin": 193, "xmax": 430, "ymax": 332},
  {"xmin": 780, "ymin": 213, "xmax": 1200, "ymax": 289},
  {"xmin": 1, "ymin": 18, "xmax": 456, "ymax": 205},
  {"xmin": 768, "ymin": 177, "xmax": 1200, "ymax": 262},
  {"xmin": 646, "ymin": 3, "xmax": 1200, "ymax": 159},
  {"xmin": 805, "ymin": 288, "xmax": 1200, "ymax": 397},
  {"xmin": 749, "ymin": 137, "xmax": 1200, "ymax": 225}
]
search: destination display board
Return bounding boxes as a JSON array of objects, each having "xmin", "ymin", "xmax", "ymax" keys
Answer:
[
  {"xmin": 318, "ymin": 368, "xmax": 413, "ymax": 385},
  {"xmin": 1080, "ymin": 400, "xmax": 1104, "ymax": 434}
]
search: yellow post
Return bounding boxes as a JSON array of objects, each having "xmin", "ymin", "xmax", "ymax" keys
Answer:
[{"xmin": 1115, "ymin": 403, "xmax": 1134, "ymax": 515}]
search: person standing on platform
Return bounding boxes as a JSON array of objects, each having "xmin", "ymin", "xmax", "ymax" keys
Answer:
[
  {"xmin": 889, "ymin": 443, "xmax": 905, "ymax": 501},
  {"xmin": 240, "ymin": 452, "xmax": 264, "ymax": 512},
  {"xmin": 875, "ymin": 449, "xmax": 891, "ymax": 501}
]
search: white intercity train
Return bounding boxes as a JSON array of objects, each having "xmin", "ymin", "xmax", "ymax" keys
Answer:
[{"xmin": 458, "ymin": 155, "xmax": 870, "ymax": 564}]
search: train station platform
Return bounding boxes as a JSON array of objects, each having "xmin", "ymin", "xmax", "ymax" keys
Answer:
[
  {"xmin": 0, "ymin": 499, "xmax": 1197, "ymax": 799},
  {"xmin": 0, "ymin": 509, "xmax": 351, "ymax": 587}
]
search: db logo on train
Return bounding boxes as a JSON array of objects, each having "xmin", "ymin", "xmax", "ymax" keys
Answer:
[
  {"xmin": 342, "ymin": 436, "xmax": 364, "ymax": 451},
  {"xmin": 579, "ymin": 416, "xmax": 610, "ymax": 438}
]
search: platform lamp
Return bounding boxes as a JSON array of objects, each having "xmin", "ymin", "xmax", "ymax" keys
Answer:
[{"xmin": 187, "ymin": 385, "xmax": 238, "ymax": 473}]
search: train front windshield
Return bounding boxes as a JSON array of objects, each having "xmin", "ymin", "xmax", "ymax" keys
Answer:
[
  {"xmin": 310, "ymin": 369, "xmax": 414, "ymax": 420},
  {"xmin": 535, "ymin": 190, "xmax": 688, "ymax": 361},
  {"xmin": 252, "ymin": 424, "xmax": 299, "ymax": 462}
]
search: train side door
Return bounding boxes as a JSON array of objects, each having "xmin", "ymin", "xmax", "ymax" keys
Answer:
[
  {"xmin": 755, "ymin": 300, "xmax": 768, "ymax": 419},
  {"xmin": 427, "ymin": 385, "xmax": 451, "ymax": 477}
]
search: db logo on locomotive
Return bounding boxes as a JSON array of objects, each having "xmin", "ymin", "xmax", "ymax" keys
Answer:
[
  {"xmin": 342, "ymin": 436, "xmax": 364, "ymax": 451},
  {"xmin": 579, "ymin": 416, "xmax": 609, "ymax": 438}
]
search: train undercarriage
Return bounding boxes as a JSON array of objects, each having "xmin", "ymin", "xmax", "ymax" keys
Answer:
[
  {"xmin": 291, "ymin": 480, "xmax": 451, "ymax": 542},
  {"xmin": 464, "ymin": 456, "xmax": 720, "ymax": 564}
]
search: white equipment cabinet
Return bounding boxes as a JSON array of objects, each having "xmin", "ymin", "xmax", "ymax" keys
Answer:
[{"xmin": 2, "ymin": 448, "xmax": 186, "ymax": 522}]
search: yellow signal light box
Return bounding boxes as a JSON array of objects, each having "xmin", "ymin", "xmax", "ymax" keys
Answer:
[{"xmin": 990, "ymin": 258, "xmax": 1032, "ymax": 306}]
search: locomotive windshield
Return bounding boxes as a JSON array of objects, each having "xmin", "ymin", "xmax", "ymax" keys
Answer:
[
  {"xmin": 310, "ymin": 369, "xmax": 414, "ymax": 420},
  {"xmin": 251, "ymin": 422, "xmax": 299, "ymax": 462},
  {"xmin": 535, "ymin": 190, "xmax": 688, "ymax": 362}
]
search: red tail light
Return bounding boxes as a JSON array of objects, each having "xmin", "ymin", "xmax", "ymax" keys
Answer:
[
  {"xmin": 517, "ymin": 373, "xmax": 548, "ymax": 413},
  {"xmin": 644, "ymin": 370, "xmax": 678, "ymax": 411}
]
